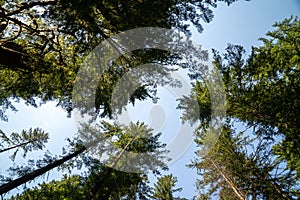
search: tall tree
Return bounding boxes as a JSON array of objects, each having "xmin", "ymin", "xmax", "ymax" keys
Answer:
[
  {"xmin": 216, "ymin": 17, "xmax": 300, "ymax": 173},
  {"xmin": 0, "ymin": 122, "xmax": 167, "ymax": 196},
  {"xmin": 190, "ymin": 125, "xmax": 298, "ymax": 199},
  {"xmin": 9, "ymin": 166, "xmax": 152, "ymax": 200},
  {"xmin": 0, "ymin": 0, "xmax": 248, "ymax": 118},
  {"xmin": 152, "ymin": 174, "xmax": 187, "ymax": 200},
  {"xmin": 1, "ymin": 0, "xmax": 250, "ymax": 197},
  {"xmin": 185, "ymin": 17, "xmax": 300, "ymax": 199}
]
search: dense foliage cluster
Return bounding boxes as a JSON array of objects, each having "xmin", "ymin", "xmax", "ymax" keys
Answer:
[{"xmin": 1, "ymin": 0, "xmax": 299, "ymax": 199}]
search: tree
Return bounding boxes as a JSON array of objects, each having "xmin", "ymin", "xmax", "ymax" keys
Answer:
[
  {"xmin": 216, "ymin": 16, "xmax": 300, "ymax": 173},
  {"xmin": 190, "ymin": 125, "xmax": 298, "ymax": 199},
  {"xmin": 9, "ymin": 175, "xmax": 86, "ymax": 200},
  {"xmin": 0, "ymin": 128, "xmax": 48, "ymax": 161},
  {"xmin": 0, "ymin": 145, "xmax": 86, "ymax": 195},
  {"xmin": 1, "ymin": 0, "xmax": 249, "ymax": 196},
  {"xmin": 186, "ymin": 17, "xmax": 300, "ymax": 199},
  {"xmin": 6, "ymin": 122, "xmax": 168, "ymax": 199},
  {"xmin": 0, "ymin": 122, "xmax": 167, "ymax": 196},
  {"xmin": 152, "ymin": 174, "xmax": 187, "ymax": 200},
  {"xmin": 0, "ymin": 0, "xmax": 250, "ymax": 118},
  {"xmin": 9, "ymin": 166, "xmax": 151, "ymax": 200}
]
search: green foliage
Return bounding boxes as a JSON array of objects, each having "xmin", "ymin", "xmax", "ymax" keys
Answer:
[
  {"xmin": 9, "ymin": 165, "xmax": 152, "ymax": 200},
  {"xmin": 0, "ymin": 0, "xmax": 249, "ymax": 197},
  {"xmin": 78, "ymin": 121, "xmax": 168, "ymax": 173},
  {"xmin": 177, "ymin": 80, "xmax": 211, "ymax": 129},
  {"xmin": 0, "ymin": 0, "xmax": 247, "ymax": 118},
  {"xmin": 10, "ymin": 175, "xmax": 86, "ymax": 200},
  {"xmin": 0, "ymin": 128, "xmax": 49, "ymax": 161},
  {"xmin": 152, "ymin": 174, "xmax": 187, "ymax": 200},
  {"xmin": 86, "ymin": 164, "xmax": 152, "ymax": 200},
  {"xmin": 185, "ymin": 17, "xmax": 300, "ymax": 199},
  {"xmin": 0, "ymin": 121, "xmax": 168, "ymax": 198},
  {"xmin": 190, "ymin": 125, "xmax": 299, "ymax": 199},
  {"xmin": 219, "ymin": 17, "xmax": 300, "ymax": 173}
]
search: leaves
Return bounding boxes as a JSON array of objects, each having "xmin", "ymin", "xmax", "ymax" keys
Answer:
[
  {"xmin": 185, "ymin": 17, "xmax": 300, "ymax": 199},
  {"xmin": 0, "ymin": 0, "xmax": 249, "ymax": 198},
  {"xmin": 0, "ymin": 128, "xmax": 49, "ymax": 161},
  {"xmin": 152, "ymin": 174, "xmax": 187, "ymax": 200}
]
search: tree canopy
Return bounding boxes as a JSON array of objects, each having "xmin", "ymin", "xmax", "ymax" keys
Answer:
[
  {"xmin": 0, "ymin": 0, "xmax": 243, "ymax": 118},
  {"xmin": 188, "ymin": 16, "xmax": 300, "ymax": 199},
  {"xmin": 4, "ymin": 1, "xmax": 299, "ymax": 200}
]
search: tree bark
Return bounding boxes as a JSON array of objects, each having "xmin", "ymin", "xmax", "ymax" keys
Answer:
[
  {"xmin": 0, "ymin": 146, "xmax": 86, "ymax": 195},
  {"xmin": 207, "ymin": 156, "xmax": 246, "ymax": 200}
]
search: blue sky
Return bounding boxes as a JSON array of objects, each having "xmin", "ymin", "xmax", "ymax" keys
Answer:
[{"xmin": 0, "ymin": 0, "xmax": 300, "ymax": 199}]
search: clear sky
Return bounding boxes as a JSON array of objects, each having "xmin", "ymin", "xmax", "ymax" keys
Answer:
[{"xmin": 0, "ymin": 0, "xmax": 299, "ymax": 199}]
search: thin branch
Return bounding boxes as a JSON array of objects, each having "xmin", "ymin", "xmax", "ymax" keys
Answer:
[{"xmin": 0, "ymin": 140, "xmax": 35, "ymax": 154}]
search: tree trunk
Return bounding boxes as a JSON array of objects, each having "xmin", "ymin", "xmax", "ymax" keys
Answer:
[
  {"xmin": 89, "ymin": 136, "xmax": 136, "ymax": 200},
  {"xmin": 207, "ymin": 156, "xmax": 246, "ymax": 200},
  {"xmin": 0, "ymin": 146, "xmax": 86, "ymax": 195},
  {"xmin": 254, "ymin": 171, "xmax": 295, "ymax": 200}
]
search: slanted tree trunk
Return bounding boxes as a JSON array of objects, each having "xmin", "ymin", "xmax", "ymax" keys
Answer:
[
  {"xmin": 89, "ymin": 136, "xmax": 136, "ymax": 200},
  {"xmin": 0, "ymin": 146, "xmax": 86, "ymax": 195},
  {"xmin": 207, "ymin": 156, "xmax": 246, "ymax": 200}
]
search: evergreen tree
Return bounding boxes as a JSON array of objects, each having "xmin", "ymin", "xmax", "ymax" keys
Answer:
[
  {"xmin": 152, "ymin": 174, "xmax": 187, "ymax": 200},
  {"xmin": 0, "ymin": 128, "xmax": 48, "ymax": 161},
  {"xmin": 184, "ymin": 17, "xmax": 300, "ymax": 199},
  {"xmin": 0, "ymin": 0, "xmax": 245, "ymax": 119},
  {"xmin": 1, "ymin": 0, "xmax": 250, "ymax": 197},
  {"xmin": 0, "ymin": 122, "xmax": 167, "ymax": 196},
  {"xmin": 9, "ymin": 166, "xmax": 151, "ymax": 200},
  {"xmin": 216, "ymin": 17, "xmax": 300, "ymax": 174}
]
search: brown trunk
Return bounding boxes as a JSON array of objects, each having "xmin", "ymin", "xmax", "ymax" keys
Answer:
[{"xmin": 207, "ymin": 156, "xmax": 246, "ymax": 200}]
